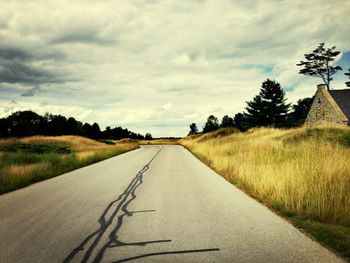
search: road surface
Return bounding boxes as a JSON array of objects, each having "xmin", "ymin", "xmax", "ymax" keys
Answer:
[{"xmin": 0, "ymin": 145, "xmax": 344, "ymax": 262}]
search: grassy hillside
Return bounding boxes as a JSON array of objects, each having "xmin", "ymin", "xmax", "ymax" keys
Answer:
[
  {"xmin": 180, "ymin": 126, "xmax": 350, "ymax": 259},
  {"xmin": 0, "ymin": 136, "xmax": 138, "ymax": 194}
]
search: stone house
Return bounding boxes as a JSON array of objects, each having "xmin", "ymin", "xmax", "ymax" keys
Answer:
[{"xmin": 304, "ymin": 84, "xmax": 350, "ymax": 127}]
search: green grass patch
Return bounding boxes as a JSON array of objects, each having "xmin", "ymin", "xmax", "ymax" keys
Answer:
[
  {"xmin": 1, "ymin": 152, "xmax": 42, "ymax": 166},
  {"xmin": 3, "ymin": 142, "xmax": 71, "ymax": 154},
  {"xmin": 97, "ymin": 139, "xmax": 115, "ymax": 145},
  {"xmin": 0, "ymin": 139, "xmax": 138, "ymax": 195}
]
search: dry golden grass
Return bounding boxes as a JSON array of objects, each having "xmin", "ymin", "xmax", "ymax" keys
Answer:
[
  {"xmin": 0, "ymin": 138, "xmax": 15, "ymax": 147},
  {"xmin": 3, "ymin": 163, "xmax": 51, "ymax": 178},
  {"xmin": 76, "ymin": 151, "xmax": 96, "ymax": 160},
  {"xmin": 18, "ymin": 135, "xmax": 138, "ymax": 155},
  {"xmin": 19, "ymin": 135, "xmax": 104, "ymax": 148},
  {"xmin": 138, "ymin": 139, "xmax": 179, "ymax": 145},
  {"xmin": 0, "ymin": 135, "xmax": 138, "ymax": 194},
  {"xmin": 181, "ymin": 126, "xmax": 350, "ymax": 226},
  {"xmin": 75, "ymin": 143, "xmax": 137, "ymax": 160}
]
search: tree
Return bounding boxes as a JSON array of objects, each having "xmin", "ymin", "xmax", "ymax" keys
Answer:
[
  {"xmin": 345, "ymin": 68, "xmax": 350, "ymax": 87},
  {"xmin": 5, "ymin": 111, "xmax": 44, "ymax": 137},
  {"xmin": 233, "ymin": 113, "xmax": 247, "ymax": 131},
  {"xmin": 145, "ymin": 133, "xmax": 153, "ymax": 140},
  {"xmin": 46, "ymin": 114, "xmax": 67, "ymax": 135},
  {"xmin": 244, "ymin": 79, "xmax": 290, "ymax": 128},
  {"xmin": 91, "ymin": 123, "xmax": 101, "ymax": 139},
  {"xmin": 290, "ymin": 97, "xmax": 313, "ymax": 126},
  {"xmin": 245, "ymin": 95, "xmax": 264, "ymax": 127},
  {"xmin": 103, "ymin": 126, "xmax": 112, "ymax": 138},
  {"xmin": 83, "ymin": 122, "xmax": 101, "ymax": 138},
  {"xmin": 203, "ymin": 115, "xmax": 219, "ymax": 133},
  {"xmin": 0, "ymin": 118, "xmax": 8, "ymax": 137},
  {"xmin": 297, "ymin": 43, "xmax": 342, "ymax": 90},
  {"xmin": 220, "ymin": 115, "xmax": 234, "ymax": 128},
  {"xmin": 66, "ymin": 117, "xmax": 83, "ymax": 135},
  {"xmin": 188, "ymin": 123, "xmax": 199, "ymax": 135}
]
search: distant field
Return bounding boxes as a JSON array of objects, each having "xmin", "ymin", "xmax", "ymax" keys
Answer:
[
  {"xmin": 180, "ymin": 126, "xmax": 350, "ymax": 259},
  {"xmin": 138, "ymin": 138, "xmax": 179, "ymax": 145},
  {"xmin": 0, "ymin": 136, "xmax": 138, "ymax": 194}
]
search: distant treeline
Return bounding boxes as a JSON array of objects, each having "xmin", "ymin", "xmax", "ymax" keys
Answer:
[
  {"xmin": 188, "ymin": 79, "xmax": 313, "ymax": 135},
  {"xmin": 0, "ymin": 111, "xmax": 150, "ymax": 140}
]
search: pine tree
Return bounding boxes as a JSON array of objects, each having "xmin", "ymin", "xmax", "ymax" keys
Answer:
[
  {"xmin": 245, "ymin": 95, "xmax": 265, "ymax": 127},
  {"xmin": 297, "ymin": 43, "xmax": 342, "ymax": 90},
  {"xmin": 245, "ymin": 79, "xmax": 290, "ymax": 128}
]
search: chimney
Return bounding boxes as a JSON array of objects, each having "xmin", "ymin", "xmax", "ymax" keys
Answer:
[{"xmin": 317, "ymin": 84, "xmax": 327, "ymax": 90}]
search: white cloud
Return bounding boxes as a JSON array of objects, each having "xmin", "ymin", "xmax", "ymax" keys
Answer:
[
  {"xmin": 0, "ymin": 0, "xmax": 349, "ymax": 137},
  {"xmin": 163, "ymin": 102, "xmax": 173, "ymax": 110},
  {"xmin": 173, "ymin": 53, "xmax": 191, "ymax": 65}
]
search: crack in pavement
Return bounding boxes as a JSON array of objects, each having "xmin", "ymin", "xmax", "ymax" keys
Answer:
[
  {"xmin": 63, "ymin": 147, "xmax": 163, "ymax": 263},
  {"xmin": 63, "ymin": 146, "xmax": 220, "ymax": 262}
]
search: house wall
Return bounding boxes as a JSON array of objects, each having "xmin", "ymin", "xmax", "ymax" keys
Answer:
[{"xmin": 304, "ymin": 88, "xmax": 348, "ymax": 127}]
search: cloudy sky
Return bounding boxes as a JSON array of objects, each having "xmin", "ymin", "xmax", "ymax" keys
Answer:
[{"xmin": 0, "ymin": 0, "xmax": 349, "ymax": 137}]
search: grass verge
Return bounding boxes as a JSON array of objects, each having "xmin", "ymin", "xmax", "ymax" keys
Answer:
[
  {"xmin": 0, "ymin": 136, "xmax": 138, "ymax": 194},
  {"xmin": 180, "ymin": 126, "xmax": 350, "ymax": 261},
  {"xmin": 288, "ymin": 215, "xmax": 350, "ymax": 259}
]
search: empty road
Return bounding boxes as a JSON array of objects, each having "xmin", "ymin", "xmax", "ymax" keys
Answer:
[{"xmin": 0, "ymin": 145, "xmax": 344, "ymax": 262}]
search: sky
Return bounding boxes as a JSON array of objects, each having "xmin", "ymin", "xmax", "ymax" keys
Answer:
[{"xmin": 0, "ymin": 0, "xmax": 349, "ymax": 137}]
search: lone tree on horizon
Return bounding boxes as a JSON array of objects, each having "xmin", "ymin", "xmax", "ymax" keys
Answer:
[
  {"xmin": 188, "ymin": 123, "xmax": 199, "ymax": 135},
  {"xmin": 145, "ymin": 133, "xmax": 153, "ymax": 140},
  {"xmin": 245, "ymin": 79, "xmax": 290, "ymax": 128},
  {"xmin": 346, "ymin": 68, "xmax": 350, "ymax": 87},
  {"xmin": 297, "ymin": 43, "xmax": 342, "ymax": 90}
]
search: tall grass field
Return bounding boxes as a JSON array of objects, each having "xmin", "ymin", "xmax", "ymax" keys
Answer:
[
  {"xmin": 0, "ymin": 135, "xmax": 138, "ymax": 194},
  {"xmin": 180, "ymin": 126, "xmax": 350, "ymax": 259}
]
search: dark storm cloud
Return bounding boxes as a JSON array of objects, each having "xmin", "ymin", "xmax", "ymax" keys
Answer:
[
  {"xmin": 0, "ymin": 47, "xmax": 64, "ymax": 61},
  {"xmin": 0, "ymin": 60, "xmax": 59, "ymax": 84},
  {"xmin": 21, "ymin": 86, "xmax": 41, "ymax": 97},
  {"xmin": 52, "ymin": 30, "xmax": 116, "ymax": 45},
  {"xmin": 0, "ymin": 48, "xmax": 33, "ymax": 60},
  {"xmin": 0, "ymin": 47, "xmax": 66, "ymax": 85}
]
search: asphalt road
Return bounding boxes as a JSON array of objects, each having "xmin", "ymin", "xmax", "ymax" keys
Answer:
[{"xmin": 0, "ymin": 145, "xmax": 344, "ymax": 263}]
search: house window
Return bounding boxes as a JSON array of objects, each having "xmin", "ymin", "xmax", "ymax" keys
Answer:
[{"xmin": 318, "ymin": 98, "xmax": 321, "ymax": 104}]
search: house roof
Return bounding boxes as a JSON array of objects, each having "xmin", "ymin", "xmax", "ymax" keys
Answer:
[{"xmin": 329, "ymin": 89, "xmax": 350, "ymax": 121}]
